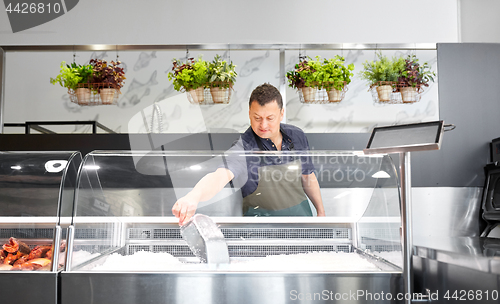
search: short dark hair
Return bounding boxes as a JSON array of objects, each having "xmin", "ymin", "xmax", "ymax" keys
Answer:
[{"xmin": 249, "ymin": 83, "xmax": 283, "ymax": 109}]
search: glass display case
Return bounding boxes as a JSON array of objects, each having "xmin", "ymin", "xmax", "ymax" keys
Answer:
[
  {"xmin": 62, "ymin": 150, "xmax": 402, "ymax": 304},
  {"xmin": 0, "ymin": 151, "xmax": 82, "ymax": 304}
]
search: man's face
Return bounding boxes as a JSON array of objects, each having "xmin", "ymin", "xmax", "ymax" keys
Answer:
[{"xmin": 249, "ymin": 100, "xmax": 284, "ymax": 139}]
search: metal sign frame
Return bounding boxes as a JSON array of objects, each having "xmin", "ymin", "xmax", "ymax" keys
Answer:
[
  {"xmin": 363, "ymin": 120, "xmax": 445, "ymax": 304},
  {"xmin": 364, "ymin": 120, "xmax": 444, "ymax": 155}
]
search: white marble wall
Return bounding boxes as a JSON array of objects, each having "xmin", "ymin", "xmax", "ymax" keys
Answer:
[{"xmin": 4, "ymin": 49, "xmax": 438, "ymax": 134}]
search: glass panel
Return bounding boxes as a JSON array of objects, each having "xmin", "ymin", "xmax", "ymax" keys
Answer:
[
  {"xmin": 70, "ymin": 150, "xmax": 402, "ymax": 272},
  {"xmin": 0, "ymin": 151, "xmax": 82, "ymax": 272},
  {"xmin": 357, "ymin": 155, "xmax": 402, "ymax": 268}
]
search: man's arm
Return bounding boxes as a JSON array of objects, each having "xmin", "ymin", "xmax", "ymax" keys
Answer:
[
  {"xmin": 301, "ymin": 172, "xmax": 326, "ymax": 216},
  {"xmin": 172, "ymin": 168, "xmax": 235, "ymax": 225}
]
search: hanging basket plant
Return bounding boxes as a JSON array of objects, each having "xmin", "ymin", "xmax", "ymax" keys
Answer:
[
  {"xmin": 167, "ymin": 56, "xmax": 209, "ymax": 104},
  {"xmin": 167, "ymin": 55, "xmax": 236, "ymax": 105},
  {"xmin": 287, "ymin": 56, "xmax": 354, "ymax": 104},
  {"xmin": 360, "ymin": 52, "xmax": 405, "ymax": 104},
  {"xmin": 89, "ymin": 59, "xmax": 126, "ymax": 105},
  {"xmin": 397, "ymin": 55, "xmax": 436, "ymax": 103},
  {"xmin": 286, "ymin": 56, "xmax": 321, "ymax": 103},
  {"xmin": 206, "ymin": 55, "xmax": 237, "ymax": 104},
  {"xmin": 51, "ymin": 59, "xmax": 126, "ymax": 106},
  {"xmin": 50, "ymin": 61, "xmax": 93, "ymax": 105},
  {"xmin": 318, "ymin": 55, "xmax": 354, "ymax": 103}
]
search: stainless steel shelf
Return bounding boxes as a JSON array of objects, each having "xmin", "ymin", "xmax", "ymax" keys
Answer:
[{"xmin": 0, "ymin": 43, "xmax": 437, "ymax": 52}]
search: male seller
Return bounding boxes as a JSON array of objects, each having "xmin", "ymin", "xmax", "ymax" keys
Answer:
[{"xmin": 173, "ymin": 83, "xmax": 325, "ymax": 225}]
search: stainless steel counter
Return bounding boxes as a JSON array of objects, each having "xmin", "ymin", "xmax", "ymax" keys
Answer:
[
  {"xmin": 61, "ymin": 218, "xmax": 404, "ymax": 304},
  {"xmin": 414, "ymin": 236, "xmax": 500, "ymax": 274},
  {"xmin": 413, "ymin": 236, "xmax": 500, "ymax": 303},
  {"xmin": 61, "ymin": 272, "xmax": 403, "ymax": 304}
]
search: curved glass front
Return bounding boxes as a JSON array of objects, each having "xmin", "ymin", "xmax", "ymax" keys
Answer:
[
  {"xmin": 0, "ymin": 151, "xmax": 82, "ymax": 272},
  {"xmin": 69, "ymin": 150, "xmax": 401, "ymax": 272}
]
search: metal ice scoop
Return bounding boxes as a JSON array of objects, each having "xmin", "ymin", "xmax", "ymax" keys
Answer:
[{"xmin": 180, "ymin": 214, "xmax": 230, "ymax": 265}]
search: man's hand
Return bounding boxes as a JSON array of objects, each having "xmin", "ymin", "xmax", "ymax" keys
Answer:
[
  {"xmin": 171, "ymin": 168, "xmax": 234, "ymax": 226},
  {"xmin": 172, "ymin": 194, "xmax": 199, "ymax": 226}
]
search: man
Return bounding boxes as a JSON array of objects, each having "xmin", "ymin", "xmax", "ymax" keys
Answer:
[{"xmin": 172, "ymin": 83, "xmax": 325, "ymax": 225}]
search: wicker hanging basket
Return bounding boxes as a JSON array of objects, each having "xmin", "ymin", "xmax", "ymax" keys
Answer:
[
  {"xmin": 369, "ymin": 81, "xmax": 399, "ymax": 104},
  {"xmin": 68, "ymin": 83, "xmax": 119, "ymax": 106},
  {"xmin": 297, "ymin": 81, "xmax": 348, "ymax": 104},
  {"xmin": 369, "ymin": 81, "xmax": 425, "ymax": 104},
  {"xmin": 398, "ymin": 83, "xmax": 424, "ymax": 104},
  {"xmin": 185, "ymin": 82, "xmax": 234, "ymax": 105},
  {"xmin": 186, "ymin": 87, "xmax": 205, "ymax": 104}
]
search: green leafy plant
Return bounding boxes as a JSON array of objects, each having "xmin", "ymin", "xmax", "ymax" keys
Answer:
[
  {"xmin": 207, "ymin": 55, "xmax": 237, "ymax": 88},
  {"xmin": 359, "ymin": 52, "xmax": 406, "ymax": 87},
  {"xmin": 286, "ymin": 56, "xmax": 323, "ymax": 89},
  {"xmin": 167, "ymin": 56, "xmax": 209, "ymax": 91},
  {"xmin": 90, "ymin": 59, "xmax": 126, "ymax": 92},
  {"xmin": 69, "ymin": 62, "xmax": 93, "ymax": 84},
  {"xmin": 50, "ymin": 61, "xmax": 93, "ymax": 91},
  {"xmin": 318, "ymin": 55, "xmax": 355, "ymax": 91},
  {"xmin": 398, "ymin": 54, "xmax": 436, "ymax": 88}
]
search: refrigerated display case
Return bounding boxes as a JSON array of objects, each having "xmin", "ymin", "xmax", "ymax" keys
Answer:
[
  {"xmin": 0, "ymin": 151, "xmax": 82, "ymax": 304},
  {"xmin": 62, "ymin": 150, "xmax": 403, "ymax": 304}
]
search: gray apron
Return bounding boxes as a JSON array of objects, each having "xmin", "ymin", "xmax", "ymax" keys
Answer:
[{"xmin": 243, "ymin": 132, "xmax": 312, "ymax": 216}]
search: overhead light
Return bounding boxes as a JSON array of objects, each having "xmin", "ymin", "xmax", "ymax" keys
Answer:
[
  {"xmin": 84, "ymin": 165, "xmax": 100, "ymax": 170},
  {"xmin": 11, "ymin": 165, "xmax": 21, "ymax": 170},
  {"xmin": 287, "ymin": 165, "xmax": 299, "ymax": 170},
  {"xmin": 372, "ymin": 171, "xmax": 390, "ymax": 178},
  {"xmin": 45, "ymin": 160, "xmax": 68, "ymax": 173},
  {"xmin": 190, "ymin": 165, "xmax": 202, "ymax": 170}
]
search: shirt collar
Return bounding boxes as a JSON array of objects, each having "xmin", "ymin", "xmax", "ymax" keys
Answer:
[{"xmin": 250, "ymin": 124, "xmax": 293, "ymax": 151}]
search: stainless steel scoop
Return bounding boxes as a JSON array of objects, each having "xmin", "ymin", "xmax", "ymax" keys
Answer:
[{"xmin": 180, "ymin": 214, "xmax": 230, "ymax": 265}]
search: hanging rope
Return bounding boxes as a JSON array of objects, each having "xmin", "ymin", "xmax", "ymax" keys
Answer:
[{"xmin": 299, "ymin": 44, "xmax": 304, "ymax": 61}]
